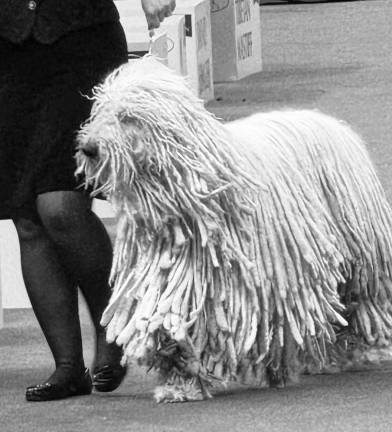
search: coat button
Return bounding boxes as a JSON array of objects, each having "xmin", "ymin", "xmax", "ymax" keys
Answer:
[{"xmin": 28, "ymin": 0, "xmax": 37, "ymax": 10}]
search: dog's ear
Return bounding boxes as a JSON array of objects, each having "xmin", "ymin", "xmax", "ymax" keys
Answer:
[{"xmin": 117, "ymin": 110, "xmax": 140, "ymax": 127}]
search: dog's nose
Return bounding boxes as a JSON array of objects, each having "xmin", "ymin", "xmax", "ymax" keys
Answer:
[{"xmin": 81, "ymin": 143, "xmax": 98, "ymax": 158}]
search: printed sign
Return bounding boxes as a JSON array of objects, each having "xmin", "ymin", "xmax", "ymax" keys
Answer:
[
  {"xmin": 174, "ymin": 0, "xmax": 214, "ymax": 102},
  {"xmin": 211, "ymin": 0, "xmax": 262, "ymax": 81}
]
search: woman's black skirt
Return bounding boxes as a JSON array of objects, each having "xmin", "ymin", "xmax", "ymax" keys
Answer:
[{"xmin": 0, "ymin": 21, "xmax": 128, "ymax": 220}]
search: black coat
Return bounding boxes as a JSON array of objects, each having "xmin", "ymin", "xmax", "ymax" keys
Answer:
[{"xmin": 0, "ymin": 0, "xmax": 119, "ymax": 44}]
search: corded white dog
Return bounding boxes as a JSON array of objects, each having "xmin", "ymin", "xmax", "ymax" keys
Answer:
[{"xmin": 76, "ymin": 56, "xmax": 392, "ymax": 403}]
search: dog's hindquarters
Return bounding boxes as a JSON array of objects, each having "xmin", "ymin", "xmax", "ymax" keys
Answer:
[{"xmin": 228, "ymin": 110, "xmax": 392, "ymax": 365}]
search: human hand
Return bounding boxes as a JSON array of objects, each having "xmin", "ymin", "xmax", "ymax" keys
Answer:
[{"xmin": 141, "ymin": 0, "xmax": 176, "ymax": 36}]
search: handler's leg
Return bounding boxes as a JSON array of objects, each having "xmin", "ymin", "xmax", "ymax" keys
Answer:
[
  {"xmin": 13, "ymin": 215, "xmax": 91, "ymax": 401},
  {"xmin": 36, "ymin": 190, "xmax": 126, "ymax": 391}
]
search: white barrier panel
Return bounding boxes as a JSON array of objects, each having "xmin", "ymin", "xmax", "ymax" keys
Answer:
[
  {"xmin": 211, "ymin": 0, "xmax": 262, "ymax": 81},
  {"xmin": 0, "ymin": 221, "xmax": 30, "ymax": 310},
  {"xmin": 92, "ymin": 199, "xmax": 115, "ymax": 219},
  {"xmin": 92, "ymin": 200, "xmax": 117, "ymax": 242},
  {"xmin": 114, "ymin": 0, "xmax": 145, "ymax": 19},
  {"xmin": 0, "ymin": 200, "xmax": 115, "ymax": 311},
  {"xmin": 174, "ymin": 0, "xmax": 214, "ymax": 102}
]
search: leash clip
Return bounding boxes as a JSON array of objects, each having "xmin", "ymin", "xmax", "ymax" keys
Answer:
[{"xmin": 148, "ymin": 30, "xmax": 154, "ymax": 55}]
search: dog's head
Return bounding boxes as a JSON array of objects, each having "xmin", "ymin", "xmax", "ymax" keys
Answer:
[
  {"xmin": 76, "ymin": 56, "xmax": 257, "ymax": 236},
  {"xmin": 76, "ymin": 56, "xmax": 212, "ymax": 198}
]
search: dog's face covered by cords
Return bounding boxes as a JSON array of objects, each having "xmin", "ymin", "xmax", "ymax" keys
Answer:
[
  {"xmin": 76, "ymin": 57, "xmax": 207, "ymax": 198},
  {"xmin": 75, "ymin": 55, "xmax": 250, "ymax": 232},
  {"xmin": 76, "ymin": 88, "xmax": 152, "ymax": 199}
]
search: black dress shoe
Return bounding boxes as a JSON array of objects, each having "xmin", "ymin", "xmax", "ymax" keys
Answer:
[
  {"xmin": 26, "ymin": 368, "xmax": 92, "ymax": 402},
  {"xmin": 93, "ymin": 364, "xmax": 127, "ymax": 392}
]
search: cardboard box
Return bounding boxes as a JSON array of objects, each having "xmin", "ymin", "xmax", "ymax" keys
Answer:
[
  {"xmin": 174, "ymin": 0, "xmax": 214, "ymax": 101},
  {"xmin": 160, "ymin": 15, "xmax": 188, "ymax": 76},
  {"xmin": 211, "ymin": 0, "xmax": 262, "ymax": 81}
]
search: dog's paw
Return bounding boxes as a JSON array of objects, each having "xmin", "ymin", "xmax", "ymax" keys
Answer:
[{"xmin": 153, "ymin": 379, "xmax": 210, "ymax": 403}]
